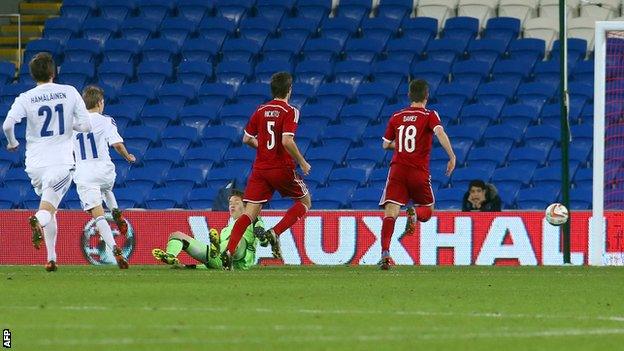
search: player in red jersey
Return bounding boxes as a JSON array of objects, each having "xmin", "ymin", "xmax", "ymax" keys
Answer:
[
  {"xmin": 220, "ymin": 72, "xmax": 312, "ymax": 270},
  {"xmin": 378, "ymin": 79, "xmax": 456, "ymax": 270}
]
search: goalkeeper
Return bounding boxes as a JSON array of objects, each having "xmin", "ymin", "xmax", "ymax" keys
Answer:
[{"xmin": 152, "ymin": 189, "xmax": 266, "ymax": 270}]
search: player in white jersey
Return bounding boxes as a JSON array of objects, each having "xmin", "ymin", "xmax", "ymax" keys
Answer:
[
  {"xmin": 73, "ymin": 85, "xmax": 135, "ymax": 269},
  {"xmin": 2, "ymin": 53, "xmax": 92, "ymax": 271}
]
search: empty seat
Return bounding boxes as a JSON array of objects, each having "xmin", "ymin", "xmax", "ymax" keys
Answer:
[
  {"xmin": 198, "ymin": 83, "xmax": 235, "ymax": 106},
  {"xmin": 187, "ymin": 188, "xmax": 219, "ymax": 209},
  {"xmin": 160, "ymin": 19, "xmax": 196, "ymax": 48},
  {"xmin": 204, "ymin": 166, "xmax": 250, "ymax": 189},
  {"xmin": 333, "ymin": 60, "xmax": 371, "ymax": 88},
  {"xmin": 351, "ymin": 187, "xmax": 383, "ymax": 209},
  {"xmin": 426, "ymin": 38, "xmax": 467, "ymax": 64},
  {"xmin": 417, "ymin": 0, "xmax": 458, "ymax": 30},
  {"xmin": 142, "ymin": 38, "xmax": 179, "ymax": 62},
  {"xmin": 466, "ymin": 146, "xmax": 508, "ymax": 168},
  {"xmin": 295, "ymin": 60, "xmax": 332, "ymax": 88},
  {"xmin": 337, "ymin": 0, "xmax": 372, "ymax": 22},
  {"xmin": 184, "ymin": 146, "xmax": 227, "ymax": 172},
  {"xmin": 322, "ymin": 123, "xmax": 366, "ymax": 145},
  {"xmin": 236, "ymin": 83, "xmax": 271, "ymax": 105},
  {"xmin": 137, "ymin": 0, "xmax": 175, "ymax": 23},
  {"xmin": 263, "ymin": 38, "xmax": 304, "ymax": 62},
  {"xmin": 314, "ymin": 186, "xmax": 355, "ymax": 209},
  {"xmin": 181, "ymin": 38, "xmax": 219, "ymax": 62},
  {"xmin": 238, "ymin": 16, "xmax": 279, "ymax": 46},
  {"xmin": 508, "ymin": 38, "xmax": 546, "ymax": 64},
  {"xmin": 306, "ymin": 145, "xmax": 350, "ymax": 168},
  {"xmin": 221, "ymin": 38, "xmax": 262, "ymax": 62},
  {"xmin": 482, "ymin": 124, "xmax": 523, "ymax": 150},
  {"xmin": 99, "ymin": 0, "xmax": 136, "ymax": 20},
  {"xmin": 44, "ymin": 17, "xmax": 81, "ymax": 42},
  {"xmin": 580, "ymin": 0, "xmax": 619, "ymax": 20},
  {"xmin": 516, "ymin": 185, "xmax": 559, "ymax": 209},
  {"xmin": 329, "ymin": 167, "xmax": 368, "ymax": 188},
  {"xmin": 386, "ymin": 38, "xmax": 427, "ymax": 64},
  {"xmin": 178, "ymin": 104, "xmax": 218, "ymax": 131},
  {"xmin": 223, "ymin": 146, "xmax": 256, "ymax": 168},
  {"xmin": 361, "ymin": 17, "xmax": 401, "ymax": 43},
  {"xmin": 452, "ymin": 59, "xmax": 490, "ymax": 86},
  {"xmin": 401, "ymin": 16, "xmax": 438, "ymax": 46},
  {"xmin": 475, "ymin": 82, "xmax": 517, "ymax": 111},
  {"xmin": 523, "ymin": 17, "xmax": 559, "ymax": 51},
  {"xmin": 316, "ymin": 83, "xmax": 354, "ymax": 107},
  {"xmin": 492, "ymin": 58, "xmax": 534, "ymax": 84},
  {"xmin": 516, "ymin": 82, "xmax": 557, "ymax": 110},
  {"xmin": 568, "ymin": 17, "xmax": 596, "ymax": 51},
  {"xmin": 215, "ymin": 61, "xmax": 253, "ymax": 91},
  {"xmin": 344, "ymin": 38, "xmax": 385, "ymax": 63},
  {"xmin": 376, "ymin": 0, "xmax": 414, "ymax": 20},
  {"xmin": 140, "ymin": 104, "xmax": 178, "ymax": 129},
  {"xmin": 137, "ymin": 61, "xmax": 173, "ymax": 88},
  {"xmin": 177, "ymin": 0, "xmax": 213, "ymax": 23},
  {"xmin": 58, "ymin": 62, "xmax": 94, "ymax": 90},
  {"xmin": 166, "ymin": 167, "xmax": 205, "ymax": 190},
  {"xmin": 467, "ymin": 39, "xmax": 508, "ymax": 66},
  {"xmin": 61, "ymin": 0, "xmax": 95, "ymax": 22},
  {"xmin": 177, "ymin": 61, "xmax": 213, "ymax": 89},
  {"xmin": 145, "ymin": 187, "xmax": 189, "ymax": 209},
  {"xmin": 297, "ymin": 0, "xmax": 332, "ymax": 23},
  {"xmin": 257, "ymin": 0, "xmax": 295, "ymax": 22},
  {"xmin": 498, "ymin": 0, "xmax": 538, "ymax": 26},
  {"xmin": 143, "ymin": 147, "xmax": 181, "ymax": 169},
  {"xmin": 126, "ymin": 165, "xmax": 167, "ymax": 189},
  {"xmin": 346, "ymin": 146, "xmax": 387, "ymax": 170},
  {"xmin": 98, "ymin": 62, "xmax": 133, "ymax": 90},
  {"xmin": 279, "ymin": 17, "xmax": 318, "ymax": 42},
  {"xmin": 64, "ymin": 39, "xmax": 101, "ymax": 63},
  {"xmin": 24, "ymin": 39, "xmax": 61, "ymax": 64},
  {"xmin": 302, "ymin": 38, "xmax": 343, "ymax": 61},
  {"xmin": 256, "ymin": 60, "xmax": 293, "ymax": 84},
  {"xmin": 357, "ymin": 82, "xmax": 397, "ymax": 107},
  {"xmin": 119, "ymin": 18, "xmax": 159, "ymax": 45},
  {"xmin": 539, "ymin": 0, "xmax": 579, "ymax": 20},
  {"xmin": 457, "ymin": 0, "xmax": 498, "ymax": 29},
  {"xmin": 82, "ymin": 17, "xmax": 120, "ymax": 44},
  {"xmin": 117, "ymin": 83, "xmax": 155, "ymax": 108},
  {"xmin": 158, "ymin": 83, "xmax": 196, "ymax": 109},
  {"xmin": 321, "ymin": 17, "xmax": 360, "ymax": 47},
  {"xmin": 198, "ymin": 17, "xmax": 236, "ymax": 48},
  {"xmin": 103, "ymin": 39, "xmax": 139, "ymax": 63},
  {"xmin": 215, "ymin": 0, "xmax": 254, "ymax": 24},
  {"xmin": 218, "ymin": 104, "xmax": 256, "ymax": 130},
  {"xmin": 436, "ymin": 187, "xmax": 466, "ymax": 210}
]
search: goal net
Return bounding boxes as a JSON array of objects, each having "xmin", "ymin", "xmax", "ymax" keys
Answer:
[{"xmin": 591, "ymin": 22, "xmax": 624, "ymax": 265}]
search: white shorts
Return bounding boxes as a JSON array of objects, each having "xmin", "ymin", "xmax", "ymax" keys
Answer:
[
  {"xmin": 74, "ymin": 163, "xmax": 116, "ymax": 211},
  {"xmin": 25, "ymin": 165, "xmax": 74, "ymax": 208}
]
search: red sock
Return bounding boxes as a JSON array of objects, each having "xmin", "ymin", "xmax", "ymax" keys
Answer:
[
  {"xmin": 272, "ymin": 201, "xmax": 307, "ymax": 235},
  {"xmin": 226, "ymin": 214, "xmax": 252, "ymax": 254},
  {"xmin": 381, "ymin": 216, "xmax": 396, "ymax": 253},
  {"xmin": 416, "ymin": 206, "xmax": 433, "ymax": 222}
]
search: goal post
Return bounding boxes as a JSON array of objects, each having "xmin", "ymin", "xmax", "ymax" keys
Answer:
[{"xmin": 590, "ymin": 21, "xmax": 624, "ymax": 266}]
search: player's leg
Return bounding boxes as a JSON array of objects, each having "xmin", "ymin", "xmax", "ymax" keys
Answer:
[
  {"xmin": 380, "ymin": 202, "xmax": 401, "ymax": 270},
  {"xmin": 222, "ymin": 202, "xmax": 263, "ymax": 269},
  {"xmin": 409, "ymin": 167, "xmax": 435, "ymax": 223},
  {"xmin": 378, "ymin": 166, "xmax": 409, "ymax": 270},
  {"xmin": 102, "ymin": 189, "xmax": 129, "ymax": 236}
]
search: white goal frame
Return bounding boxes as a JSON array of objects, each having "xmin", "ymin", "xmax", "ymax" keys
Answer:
[{"xmin": 590, "ymin": 21, "xmax": 624, "ymax": 266}]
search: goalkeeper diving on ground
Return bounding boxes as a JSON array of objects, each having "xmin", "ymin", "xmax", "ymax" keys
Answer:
[{"xmin": 152, "ymin": 189, "xmax": 268, "ymax": 270}]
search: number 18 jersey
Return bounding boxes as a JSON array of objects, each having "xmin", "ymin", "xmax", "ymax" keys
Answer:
[
  {"xmin": 244, "ymin": 99, "xmax": 299, "ymax": 170},
  {"xmin": 5, "ymin": 83, "xmax": 90, "ymax": 169},
  {"xmin": 383, "ymin": 106, "xmax": 442, "ymax": 170},
  {"xmin": 73, "ymin": 112, "xmax": 123, "ymax": 166}
]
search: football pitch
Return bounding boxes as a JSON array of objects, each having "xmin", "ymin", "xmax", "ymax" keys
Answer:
[{"xmin": 1, "ymin": 266, "xmax": 624, "ymax": 351}]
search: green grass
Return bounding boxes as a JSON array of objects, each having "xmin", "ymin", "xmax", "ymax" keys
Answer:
[{"xmin": 2, "ymin": 266, "xmax": 624, "ymax": 351}]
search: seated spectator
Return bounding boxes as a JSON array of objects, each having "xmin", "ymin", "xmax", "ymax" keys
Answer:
[{"xmin": 462, "ymin": 180, "xmax": 502, "ymax": 212}]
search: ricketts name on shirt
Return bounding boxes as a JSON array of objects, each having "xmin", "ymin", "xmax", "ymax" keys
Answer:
[{"xmin": 30, "ymin": 91, "xmax": 68, "ymax": 104}]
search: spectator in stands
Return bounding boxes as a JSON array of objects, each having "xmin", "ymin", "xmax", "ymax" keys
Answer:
[{"xmin": 462, "ymin": 180, "xmax": 502, "ymax": 212}]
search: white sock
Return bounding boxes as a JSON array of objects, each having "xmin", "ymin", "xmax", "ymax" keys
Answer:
[
  {"xmin": 35, "ymin": 210, "xmax": 52, "ymax": 227},
  {"xmin": 95, "ymin": 216, "xmax": 116, "ymax": 250},
  {"xmin": 102, "ymin": 190, "xmax": 118, "ymax": 210},
  {"xmin": 44, "ymin": 215, "xmax": 57, "ymax": 262}
]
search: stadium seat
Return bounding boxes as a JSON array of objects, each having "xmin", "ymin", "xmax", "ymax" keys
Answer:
[
  {"xmin": 177, "ymin": 61, "xmax": 213, "ymax": 89},
  {"xmin": 58, "ymin": 62, "xmax": 95, "ymax": 90},
  {"xmin": 460, "ymin": 103, "xmax": 499, "ymax": 126},
  {"xmin": 117, "ymin": 83, "xmax": 155, "ymax": 108},
  {"xmin": 333, "ymin": 60, "xmax": 371, "ymax": 89},
  {"xmin": 297, "ymin": 0, "xmax": 332, "ymax": 23},
  {"xmin": 316, "ymin": 83, "xmax": 354, "ymax": 107},
  {"xmin": 314, "ymin": 186, "xmax": 355, "ymax": 209},
  {"xmin": 145, "ymin": 187, "xmax": 189, "ymax": 209},
  {"xmin": 119, "ymin": 18, "xmax": 159, "ymax": 45},
  {"xmin": 295, "ymin": 60, "xmax": 332, "ymax": 88},
  {"xmin": 205, "ymin": 166, "xmax": 250, "ymax": 189},
  {"xmin": 491, "ymin": 58, "xmax": 533, "ymax": 85},
  {"xmin": 198, "ymin": 83, "xmax": 234, "ymax": 106},
  {"xmin": 263, "ymin": 38, "xmax": 304, "ymax": 63},
  {"xmin": 329, "ymin": 167, "xmax": 368, "ymax": 188},
  {"xmin": 321, "ymin": 17, "xmax": 360, "ymax": 47},
  {"xmin": 573, "ymin": 59, "xmax": 594, "ymax": 83},
  {"xmin": 508, "ymin": 38, "xmax": 546, "ymax": 64},
  {"xmin": 162, "ymin": 126, "xmax": 199, "ymax": 151},
  {"xmin": 306, "ymin": 144, "xmax": 350, "ymax": 169},
  {"xmin": 492, "ymin": 165, "xmax": 534, "ymax": 187},
  {"xmin": 165, "ymin": 167, "xmax": 205, "ymax": 190},
  {"xmin": 570, "ymin": 186, "xmax": 591, "ymax": 210},
  {"xmin": 103, "ymin": 39, "xmax": 139, "ymax": 63},
  {"xmin": 123, "ymin": 126, "xmax": 160, "ymax": 153},
  {"xmin": 256, "ymin": 60, "xmax": 293, "ymax": 84},
  {"xmin": 239, "ymin": 16, "xmax": 279, "ymax": 46},
  {"xmin": 551, "ymin": 38, "xmax": 587, "ymax": 66},
  {"xmin": 61, "ymin": 0, "xmax": 96, "ymax": 22},
  {"xmin": 0, "ymin": 188, "xmax": 20, "ymax": 209},
  {"xmin": 475, "ymin": 82, "xmax": 517, "ymax": 111},
  {"xmin": 159, "ymin": 17, "xmax": 197, "ymax": 47},
  {"xmin": 497, "ymin": 0, "xmax": 538, "ymax": 26},
  {"xmin": 197, "ymin": 17, "xmax": 236, "ymax": 48},
  {"xmin": 466, "ymin": 39, "xmax": 507, "ymax": 66},
  {"xmin": 184, "ymin": 146, "xmax": 227, "ymax": 173},
  {"xmin": 104, "ymin": 103, "xmax": 142, "ymax": 126},
  {"xmin": 126, "ymin": 166, "xmax": 168, "ymax": 189},
  {"xmin": 3, "ymin": 169, "xmax": 31, "ymax": 196},
  {"xmin": 482, "ymin": 124, "xmax": 523, "ymax": 150},
  {"xmin": 344, "ymin": 38, "xmax": 385, "ymax": 64},
  {"xmin": 44, "ymin": 17, "xmax": 81, "ymax": 42},
  {"xmin": 452, "ymin": 166, "xmax": 494, "ymax": 189},
  {"xmin": 568, "ymin": 17, "xmax": 596, "ymax": 51},
  {"xmin": 466, "ymin": 146, "xmax": 508, "ymax": 169},
  {"xmin": 361, "ymin": 17, "xmax": 401, "ymax": 43},
  {"xmin": 443, "ymin": 16, "xmax": 479, "ymax": 47},
  {"xmin": 82, "ymin": 17, "xmax": 120, "ymax": 44},
  {"xmin": 580, "ymin": 0, "xmax": 619, "ymax": 20},
  {"xmin": 385, "ymin": 38, "xmax": 427, "ymax": 65},
  {"xmin": 24, "ymin": 39, "xmax": 61, "ymax": 64},
  {"xmin": 290, "ymin": 82, "xmax": 316, "ymax": 108},
  {"xmin": 351, "ymin": 187, "xmax": 383, "ymax": 209},
  {"xmin": 411, "ymin": 60, "xmax": 452, "ymax": 89},
  {"xmin": 499, "ymin": 104, "xmax": 539, "ymax": 130},
  {"xmin": 257, "ymin": 0, "xmax": 295, "ymax": 22},
  {"xmin": 187, "ymin": 188, "xmax": 219, "ymax": 209},
  {"xmin": 524, "ymin": 124, "xmax": 560, "ymax": 152},
  {"xmin": 215, "ymin": 61, "xmax": 253, "ymax": 91},
  {"xmin": 181, "ymin": 39, "xmax": 219, "ymax": 62},
  {"xmin": 416, "ymin": 0, "xmax": 457, "ymax": 30},
  {"xmin": 99, "ymin": 0, "xmax": 136, "ymax": 20},
  {"xmin": 457, "ymin": 0, "xmax": 498, "ymax": 29},
  {"xmin": 346, "ymin": 146, "xmax": 387, "ymax": 171},
  {"xmin": 299, "ymin": 104, "xmax": 340, "ymax": 129},
  {"xmin": 177, "ymin": 0, "xmax": 213, "ymax": 23},
  {"xmin": 115, "ymin": 187, "xmax": 147, "ymax": 208},
  {"xmin": 302, "ymin": 38, "xmax": 343, "ymax": 62},
  {"xmin": 158, "ymin": 83, "xmax": 196, "ymax": 109},
  {"xmin": 507, "ymin": 147, "xmax": 549, "ymax": 168},
  {"xmin": 516, "ymin": 82, "xmax": 557, "ymax": 110},
  {"xmin": 425, "ymin": 38, "xmax": 467, "ymax": 64},
  {"xmin": 218, "ymin": 104, "xmax": 256, "ymax": 131},
  {"xmin": 357, "ymin": 82, "xmax": 397, "ymax": 107},
  {"xmin": 64, "ymin": 39, "xmax": 101, "ymax": 63},
  {"xmin": 215, "ymin": 0, "xmax": 254, "ymax": 24},
  {"xmin": 435, "ymin": 83, "xmax": 476, "ymax": 106},
  {"xmin": 178, "ymin": 104, "xmax": 219, "ymax": 131},
  {"xmin": 401, "ymin": 16, "xmax": 438, "ymax": 46},
  {"xmin": 336, "ymin": 0, "xmax": 371, "ymax": 22},
  {"xmin": 483, "ymin": 17, "xmax": 521, "ymax": 49},
  {"xmin": 223, "ymin": 146, "xmax": 255, "ymax": 168},
  {"xmin": 523, "ymin": 17, "xmax": 558, "ymax": 51},
  {"xmin": 376, "ymin": 0, "xmax": 414, "ymax": 20},
  {"xmin": 435, "ymin": 188, "xmax": 465, "ymax": 210},
  {"xmin": 142, "ymin": 39, "xmax": 179, "ymax": 62},
  {"xmin": 516, "ymin": 185, "xmax": 559, "ymax": 209},
  {"xmin": 236, "ymin": 83, "xmax": 271, "ymax": 105},
  {"xmin": 97, "ymin": 62, "xmax": 133, "ymax": 91},
  {"xmin": 143, "ymin": 147, "xmax": 181, "ymax": 170},
  {"xmin": 322, "ymin": 124, "xmax": 366, "ymax": 146},
  {"xmin": 0, "ymin": 83, "xmax": 33, "ymax": 104},
  {"xmin": 137, "ymin": 61, "xmax": 173, "ymax": 89},
  {"xmin": 0, "ymin": 62, "xmax": 14, "ymax": 86},
  {"xmin": 452, "ymin": 60, "xmax": 490, "ymax": 86},
  {"xmin": 137, "ymin": 0, "xmax": 175, "ymax": 23},
  {"xmin": 279, "ymin": 17, "xmax": 318, "ymax": 42}
]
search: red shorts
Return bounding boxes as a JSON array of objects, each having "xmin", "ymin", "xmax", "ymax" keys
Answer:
[
  {"xmin": 243, "ymin": 167, "xmax": 308, "ymax": 203},
  {"xmin": 379, "ymin": 164, "xmax": 434, "ymax": 207}
]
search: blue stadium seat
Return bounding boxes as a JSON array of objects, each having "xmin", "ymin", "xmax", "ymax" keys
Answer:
[
  {"xmin": 475, "ymin": 82, "xmax": 517, "ymax": 111},
  {"xmin": 64, "ymin": 39, "xmax": 101, "ymax": 63},
  {"xmin": 350, "ymin": 187, "xmax": 382, "ymax": 209},
  {"xmin": 236, "ymin": 83, "xmax": 271, "ymax": 105},
  {"xmin": 0, "ymin": 188, "xmax": 20, "ymax": 209},
  {"xmin": 507, "ymin": 147, "xmax": 549, "ymax": 169},
  {"xmin": 306, "ymin": 144, "xmax": 350, "ymax": 169},
  {"xmin": 321, "ymin": 17, "xmax": 360, "ymax": 47},
  {"xmin": 346, "ymin": 146, "xmax": 387, "ymax": 170},
  {"xmin": 499, "ymin": 104, "xmax": 538, "ymax": 130},
  {"xmin": 103, "ymin": 39, "xmax": 139, "ymax": 63},
  {"xmin": 508, "ymin": 38, "xmax": 545, "ymax": 65},
  {"xmin": 115, "ymin": 188, "xmax": 147, "ymax": 208},
  {"xmin": 215, "ymin": 0, "xmax": 253, "ymax": 24},
  {"xmin": 435, "ymin": 188, "xmax": 465, "ymax": 210},
  {"xmin": 140, "ymin": 104, "xmax": 178, "ymax": 129},
  {"xmin": 435, "ymin": 83, "xmax": 476, "ymax": 106},
  {"xmin": 491, "ymin": 58, "xmax": 533, "ymax": 86},
  {"xmin": 177, "ymin": 61, "xmax": 212, "ymax": 89},
  {"xmin": 524, "ymin": 124, "xmax": 560, "ymax": 151},
  {"xmin": 158, "ymin": 83, "xmax": 196, "ymax": 109},
  {"xmin": 82, "ymin": 17, "xmax": 120, "ymax": 44},
  {"xmin": 44, "ymin": 17, "xmax": 81, "ymax": 42},
  {"xmin": 0, "ymin": 83, "xmax": 34, "ymax": 104},
  {"xmin": 117, "ymin": 83, "xmax": 155, "ymax": 108},
  {"xmin": 466, "ymin": 146, "xmax": 508, "ymax": 169},
  {"xmin": 299, "ymin": 162, "xmax": 331, "ymax": 188},
  {"xmin": 290, "ymin": 82, "xmax": 316, "ymax": 107},
  {"xmin": 187, "ymin": 188, "xmax": 219, "ymax": 209},
  {"xmin": 257, "ymin": 0, "xmax": 295, "ymax": 22},
  {"xmin": 137, "ymin": 61, "xmax": 173, "ymax": 88},
  {"xmin": 137, "ymin": 0, "xmax": 175, "ymax": 23},
  {"xmin": 215, "ymin": 61, "xmax": 253, "ymax": 91},
  {"xmin": 337, "ymin": 0, "xmax": 371, "ymax": 22},
  {"xmin": 239, "ymin": 16, "xmax": 279, "ymax": 46},
  {"xmin": 411, "ymin": 60, "xmax": 451, "ymax": 89},
  {"xmin": 178, "ymin": 104, "xmax": 218, "ymax": 131},
  {"xmin": 315, "ymin": 83, "xmax": 354, "ymax": 107},
  {"xmin": 483, "ymin": 17, "xmax": 520, "ymax": 46},
  {"xmin": 376, "ymin": 0, "xmax": 413, "ymax": 20},
  {"xmin": 162, "ymin": 125, "xmax": 199, "ymax": 151},
  {"xmin": 443, "ymin": 16, "xmax": 479, "ymax": 48},
  {"xmin": 574, "ymin": 167, "xmax": 592, "ymax": 188},
  {"xmin": 299, "ymin": 104, "xmax": 340, "ymax": 129},
  {"xmin": 119, "ymin": 18, "xmax": 159, "ymax": 45},
  {"xmin": 165, "ymin": 167, "xmax": 205, "ymax": 190},
  {"xmin": 184, "ymin": 146, "xmax": 226, "ymax": 172},
  {"xmin": 426, "ymin": 39, "xmax": 467, "ymax": 64},
  {"xmin": 401, "ymin": 16, "xmax": 438, "ymax": 46},
  {"xmin": 181, "ymin": 38, "xmax": 219, "ymax": 62},
  {"xmin": 255, "ymin": 60, "xmax": 293, "ymax": 84},
  {"xmin": 145, "ymin": 187, "xmax": 189, "ymax": 209},
  {"xmin": 297, "ymin": 0, "xmax": 332, "ymax": 23},
  {"xmin": 333, "ymin": 60, "xmax": 371, "ymax": 88},
  {"xmin": 361, "ymin": 17, "xmax": 401, "ymax": 43},
  {"xmin": 262, "ymin": 38, "xmax": 304, "ymax": 63},
  {"xmin": 492, "ymin": 166, "xmax": 534, "ymax": 187},
  {"xmin": 482, "ymin": 124, "xmax": 522, "ymax": 150},
  {"xmin": 126, "ymin": 166, "xmax": 167, "ymax": 189},
  {"xmin": 445, "ymin": 125, "xmax": 484, "ymax": 145},
  {"xmin": 24, "ymin": 39, "xmax": 61, "ymax": 64},
  {"xmin": 159, "ymin": 17, "xmax": 197, "ymax": 46},
  {"xmin": 427, "ymin": 102, "xmax": 462, "ymax": 126},
  {"xmin": 451, "ymin": 167, "xmax": 494, "ymax": 190},
  {"xmin": 22, "ymin": 191, "xmax": 41, "ymax": 209},
  {"xmin": 314, "ymin": 186, "xmax": 355, "ymax": 209},
  {"xmin": 573, "ymin": 59, "xmax": 594, "ymax": 83},
  {"xmin": 97, "ymin": 62, "xmax": 134, "ymax": 91},
  {"xmin": 223, "ymin": 146, "xmax": 255, "ymax": 168},
  {"xmin": 329, "ymin": 167, "xmax": 368, "ymax": 188},
  {"xmin": 198, "ymin": 83, "xmax": 234, "ymax": 106},
  {"xmin": 532, "ymin": 166, "xmax": 563, "ymax": 188},
  {"xmin": 295, "ymin": 60, "xmax": 332, "ymax": 88},
  {"xmin": 466, "ymin": 39, "xmax": 507, "ymax": 66},
  {"xmin": 0, "ymin": 62, "xmax": 14, "ymax": 85},
  {"xmin": 322, "ymin": 124, "xmax": 365, "ymax": 146},
  {"xmin": 570, "ymin": 186, "xmax": 591, "ymax": 210},
  {"xmin": 98, "ymin": 0, "xmax": 135, "ymax": 20},
  {"xmin": 143, "ymin": 147, "xmax": 181, "ymax": 169},
  {"xmin": 357, "ymin": 82, "xmax": 396, "ymax": 107},
  {"xmin": 205, "ymin": 166, "xmax": 250, "ymax": 189},
  {"xmin": 218, "ymin": 104, "xmax": 255, "ymax": 130},
  {"xmin": 123, "ymin": 126, "xmax": 160, "ymax": 153},
  {"xmin": 280, "ymin": 17, "xmax": 318, "ymax": 42},
  {"xmin": 452, "ymin": 60, "xmax": 490, "ymax": 86},
  {"xmin": 302, "ymin": 38, "xmax": 343, "ymax": 61},
  {"xmin": 569, "ymin": 82, "xmax": 593, "ymax": 101},
  {"xmin": 58, "ymin": 62, "xmax": 95, "ymax": 90},
  {"xmin": 532, "ymin": 60, "xmax": 565, "ymax": 85},
  {"xmin": 385, "ymin": 38, "xmax": 426, "ymax": 65},
  {"xmin": 516, "ymin": 186, "xmax": 559, "ymax": 209},
  {"xmin": 3, "ymin": 169, "xmax": 31, "ymax": 196},
  {"xmin": 177, "ymin": 0, "xmax": 213, "ymax": 23},
  {"xmin": 551, "ymin": 38, "xmax": 587, "ymax": 67},
  {"xmin": 339, "ymin": 104, "xmax": 381, "ymax": 126},
  {"xmin": 142, "ymin": 38, "xmax": 179, "ymax": 62},
  {"xmin": 61, "ymin": 0, "xmax": 95, "ymax": 22},
  {"xmin": 197, "ymin": 17, "xmax": 236, "ymax": 48},
  {"xmin": 344, "ymin": 38, "xmax": 385, "ymax": 63},
  {"xmin": 516, "ymin": 82, "xmax": 557, "ymax": 110},
  {"xmin": 104, "ymin": 103, "xmax": 142, "ymax": 126}
]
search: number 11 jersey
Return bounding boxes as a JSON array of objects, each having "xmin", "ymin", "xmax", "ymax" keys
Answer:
[{"xmin": 73, "ymin": 112, "xmax": 123, "ymax": 166}]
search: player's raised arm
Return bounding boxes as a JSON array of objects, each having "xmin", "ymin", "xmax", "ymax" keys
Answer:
[
  {"xmin": 2, "ymin": 97, "xmax": 25, "ymax": 151},
  {"xmin": 434, "ymin": 126, "xmax": 456, "ymax": 176},
  {"xmin": 73, "ymin": 87, "xmax": 92, "ymax": 132}
]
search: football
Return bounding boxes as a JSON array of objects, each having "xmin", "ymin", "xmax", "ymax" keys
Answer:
[{"xmin": 545, "ymin": 203, "xmax": 569, "ymax": 226}]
